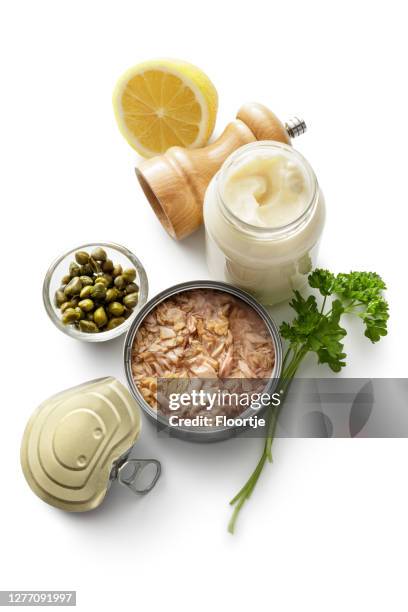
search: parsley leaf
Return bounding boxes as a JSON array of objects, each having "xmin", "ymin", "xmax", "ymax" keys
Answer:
[
  {"xmin": 308, "ymin": 269, "xmax": 336, "ymax": 296},
  {"xmin": 333, "ymin": 271, "xmax": 389, "ymax": 343},
  {"xmin": 280, "ymin": 292, "xmax": 321, "ymax": 345},
  {"xmin": 280, "ymin": 293, "xmax": 347, "ymax": 372},
  {"xmin": 360, "ymin": 297, "xmax": 389, "ymax": 342},
  {"xmin": 334, "ymin": 271, "xmax": 386, "ymax": 302}
]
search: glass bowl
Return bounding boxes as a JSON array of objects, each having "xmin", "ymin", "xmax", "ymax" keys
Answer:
[{"xmin": 43, "ymin": 242, "xmax": 149, "ymax": 342}]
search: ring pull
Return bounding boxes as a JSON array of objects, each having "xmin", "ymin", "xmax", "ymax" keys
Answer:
[{"xmin": 117, "ymin": 459, "xmax": 161, "ymax": 495}]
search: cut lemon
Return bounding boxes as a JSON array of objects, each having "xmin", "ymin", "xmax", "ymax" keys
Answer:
[{"xmin": 113, "ymin": 59, "xmax": 218, "ymax": 157}]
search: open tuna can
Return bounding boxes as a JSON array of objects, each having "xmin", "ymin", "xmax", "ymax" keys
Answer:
[{"xmin": 124, "ymin": 281, "xmax": 283, "ymax": 442}]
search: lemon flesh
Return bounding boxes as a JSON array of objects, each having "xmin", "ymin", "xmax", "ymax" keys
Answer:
[{"xmin": 113, "ymin": 59, "xmax": 218, "ymax": 157}]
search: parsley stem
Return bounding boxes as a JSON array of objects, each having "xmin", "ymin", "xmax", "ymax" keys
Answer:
[
  {"xmin": 281, "ymin": 346, "xmax": 292, "ymax": 373},
  {"xmin": 228, "ymin": 346, "xmax": 307, "ymax": 533}
]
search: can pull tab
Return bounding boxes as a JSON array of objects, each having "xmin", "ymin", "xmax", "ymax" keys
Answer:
[{"xmin": 117, "ymin": 459, "xmax": 161, "ymax": 495}]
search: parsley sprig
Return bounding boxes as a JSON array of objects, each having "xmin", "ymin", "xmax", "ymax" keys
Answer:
[{"xmin": 228, "ymin": 270, "xmax": 389, "ymax": 533}]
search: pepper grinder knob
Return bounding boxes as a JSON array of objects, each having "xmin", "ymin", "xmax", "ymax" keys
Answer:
[
  {"xmin": 285, "ymin": 116, "xmax": 307, "ymax": 139},
  {"xmin": 136, "ymin": 103, "xmax": 307, "ymax": 240}
]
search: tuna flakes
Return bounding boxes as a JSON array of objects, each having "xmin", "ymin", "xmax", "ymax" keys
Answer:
[{"xmin": 131, "ymin": 289, "xmax": 275, "ymax": 409}]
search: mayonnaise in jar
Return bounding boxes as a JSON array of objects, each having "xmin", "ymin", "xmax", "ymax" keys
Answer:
[{"xmin": 204, "ymin": 141, "xmax": 325, "ymax": 305}]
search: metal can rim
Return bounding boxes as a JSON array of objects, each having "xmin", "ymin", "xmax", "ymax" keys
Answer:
[{"xmin": 123, "ymin": 280, "xmax": 283, "ymax": 442}]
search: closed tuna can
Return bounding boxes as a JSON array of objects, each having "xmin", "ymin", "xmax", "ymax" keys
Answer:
[
  {"xmin": 21, "ymin": 377, "xmax": 161, "ymax": 512},
  {"xmin": 124, "ymin": 281, "xmax": 283, "ymax": 442}
]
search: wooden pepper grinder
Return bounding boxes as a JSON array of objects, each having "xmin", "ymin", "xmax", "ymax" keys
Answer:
[{"xmin": 136, "ymin": 103, "xmax": 306, "ymax": 240}]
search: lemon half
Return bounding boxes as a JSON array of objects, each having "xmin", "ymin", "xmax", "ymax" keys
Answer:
[{"xmin": 113, "ymin": 59, "xmax": 218, "ymax": 157}]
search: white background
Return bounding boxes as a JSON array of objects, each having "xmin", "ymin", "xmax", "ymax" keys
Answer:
[{"xmin": 1, "ymin": 1, "xmax": 407, "ymax": 610}]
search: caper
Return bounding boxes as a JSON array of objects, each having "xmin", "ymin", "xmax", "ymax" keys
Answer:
[
  {"xmin": 78, "ymin": 299, "xmax": 94, "ymax": 312},
  {"xmin": 94, "ymin": 306, "xmax": 108, "ymax": 328},
  {"xmin": 89, "ymin": 257, "xmax": 102, "ymax": 274},
  {"xmin": 106, "ymin": 317, "xmax": 125, "ymax": 330},
  {"xmin": 75, "ymin": 251, "xmax": 90, "ymax": 265},
  {"xmin": 80, "ymin": 263, "xmax": 93, "ymax": 276},
  {"xmin": 112, "ymin": 264, "xmax": 122, "ymax": 277},
  {"xmin": 62, "ymin": 300, "xmax": 79, "ymax": 312},
  {"xmin": 61, "ymin": 300, "xmax": 76, "ymax": 313},
  {"xmin": 122, "ymin": 268, "xmax": 136, "ymax": 283},
  {"xmin": 105, "ymin": 288, "xmax": 119, "ymax": 303},
  {"xmin": 69, "ymin": 262, "xmax": 81, "ymax": 278},
  {"xmin": 94, "ymin": 276, "xmax": 109, "ymax": 287},
  {"xmin": 90, "ymin": 283, "xmax": 106, "ymax": 301},
  {"xmin": 102, "ymin": 273, "xmax": 113, "ymax": 287},
  {"xmin": 125, "ymin": 282, "xmax": 139, "ymax": 294},
  {"xmin": 54, "ymin": 290, "xmax": 66, "ymax": 307},
  {"xmin": 74, "ymin": 306, "xmax": 85, "ymax": 320},
  {"xmin": 114, "ymin": 275, "xmax": 127, "ymax": 290},
  {"xmin": 107, "ymin": 301, "xmax": 125, "ymax": 317},
  {"xmin": 123, "ymin": 293, "xmax": 139, "ymax": 309},
  {"xmin": 102, "ymin": 259, "xmax": 114, "ymax": 272},
  {"xmin": 85, "ymin": 312, "xmax": 94, "ymax": 321},
  {"xmin": 122, "ymin": 307, "xmax": 133, "ymax": 319},
  {"xmin": 61, "ymin": 274, "xmax": 71, "ymax": 285},
  {"xmin": 64, "ymin": 276, "xmax": 83, "ymax": 296},
  {"xmin": 91, "ymin": 247, "xmax": 107, "ymax": 262},
  {"xmin": 62, "ymin": 308, "xmax": 81, "ymax": 325},
  {"xmin": 80, "ymin": 275, "xmax": 93, "ymax": 286},
  {"xmin": 79, "ymin": 285, "xmax": 93, "ymax": 299},
  {"xmin": 79, "ymin": 320, "xmax": 99, "ymax": 333}
]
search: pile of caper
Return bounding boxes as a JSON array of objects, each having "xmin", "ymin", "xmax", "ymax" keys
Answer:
[{"xmin": 54, "ymin": 247, "xmax": 139, "ymax": 333}]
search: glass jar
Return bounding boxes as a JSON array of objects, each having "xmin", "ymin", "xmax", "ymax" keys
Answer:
[{"xmin": 203, "ymin": 141, "xmax": 325, "ymax": 305}]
